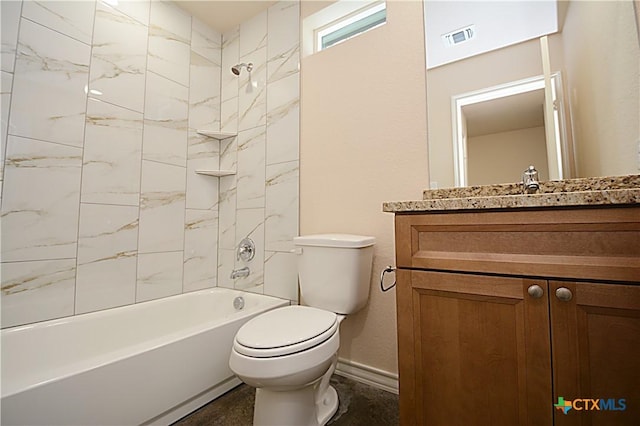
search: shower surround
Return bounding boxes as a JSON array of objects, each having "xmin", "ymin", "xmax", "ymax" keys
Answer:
[{"xmin": 0, "ymin": 0, "xmax": 300, "ymax": 328}]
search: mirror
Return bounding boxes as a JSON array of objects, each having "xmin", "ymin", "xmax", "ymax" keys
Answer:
[
  {"xmin": 425, "ymin": 0, "xmax": 640, "ymax": 188},
  {"xmin": 453, "ymin": 72, "xmax": 568, "ymax": 186}
]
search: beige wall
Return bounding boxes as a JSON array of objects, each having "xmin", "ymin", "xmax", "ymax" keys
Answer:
[
  {"xmin": 468, "ymin": 126, "xmax": 548, "ymax": 185},
  {"xmin": 300, "ymin": 1, "xmax": 428, "ymax": 374},
  {"xmin": 299, "ymin": 0, "xmax": 639, "ymax": 378},
  {"xmin": 562, "ymin": 0, "xmax": 640, "ymax": 177}
]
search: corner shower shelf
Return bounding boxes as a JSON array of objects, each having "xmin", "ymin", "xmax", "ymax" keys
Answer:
[
  {"xmin": 196, "ymin": 130, "xmax": 237, "ymax": 140},
  {"xmin": 194, "ymin": 130, "xmax": 237, "ymax": 177},
  {"xmin": 195, "ymin": 169, "xmax": 236, "ymax": 177}
]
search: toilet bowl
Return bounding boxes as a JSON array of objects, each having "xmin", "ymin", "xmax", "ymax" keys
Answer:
[
  {"xmin": 229, "ymin": 234, "xmax": 375, "ymax": 426},
  {"xmin": 230, "ymin": 306, "xmax": 343, "ymax": 426}
]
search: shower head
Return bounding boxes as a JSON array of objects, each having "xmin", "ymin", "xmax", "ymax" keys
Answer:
[{"xmin": 231, "ymin": 62, "xmax": 253, "ymax": 76}]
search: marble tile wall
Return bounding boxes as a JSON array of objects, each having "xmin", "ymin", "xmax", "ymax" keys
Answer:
[
  {"xmin": 1, "ymin": 0, "xmax": 299, "ymax": 329},
  {"xmin": 219, "ymin": 1, "xmax": 300, "ymax": 301}
]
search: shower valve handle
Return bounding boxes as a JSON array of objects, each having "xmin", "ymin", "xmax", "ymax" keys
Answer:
[{"xmin": 237, "ymin": 238, "xmax": 255, "ymax": 262}]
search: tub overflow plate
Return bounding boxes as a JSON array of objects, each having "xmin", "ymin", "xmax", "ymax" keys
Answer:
[{"xmin": 233, "ymin": 296, "xmax": 245, "ymax": 310}]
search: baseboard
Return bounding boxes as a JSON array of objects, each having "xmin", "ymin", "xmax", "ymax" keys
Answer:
[{"xmin": 335, "ymin": 358, "xmax": 399, "ymax": 395}]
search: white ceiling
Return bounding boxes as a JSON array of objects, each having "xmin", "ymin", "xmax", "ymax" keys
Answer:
[
  {"xmin": 424, "ymin": 0, "xmax": 559, "ymax": 69},
  {"xmin": 175, "ymin": 1, "xmax": 276, "ymax": 34},
  {"xmin": 464, "ymin": 89, "xmax": 546, "ymax": 137}
]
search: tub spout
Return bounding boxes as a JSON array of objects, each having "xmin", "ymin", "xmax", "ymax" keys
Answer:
[{"xmin": 230, "ymin": 266, "xmax": 250, "ymax": 279}]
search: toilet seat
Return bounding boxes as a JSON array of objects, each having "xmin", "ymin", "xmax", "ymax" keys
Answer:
[{"xmin": 234, "ymin": 306, "xmax": 338, "ymax": 358}]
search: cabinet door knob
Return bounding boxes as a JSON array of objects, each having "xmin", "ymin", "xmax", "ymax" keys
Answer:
[
  {"xmin": 555, "ymin": 287, "xmax": 573, "ymax": 302},
  {"xmin": 527, "ymin": 284, "xmax": 544, "ymax": 299}
]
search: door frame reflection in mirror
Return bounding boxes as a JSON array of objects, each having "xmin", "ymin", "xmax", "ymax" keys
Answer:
[{"xmin": 451, "ymin": 72, "xmax": 569, "ymax": 187}]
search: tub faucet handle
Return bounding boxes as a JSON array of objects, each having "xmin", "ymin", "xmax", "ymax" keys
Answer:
[{"xmin": 237, "ymin": 238, "xmax": 255, "ymax": 262}]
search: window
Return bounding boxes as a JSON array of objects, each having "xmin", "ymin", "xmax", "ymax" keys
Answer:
[{"xmin": 315, "ymin": 1, "xmax": 386, "ymax": 52}]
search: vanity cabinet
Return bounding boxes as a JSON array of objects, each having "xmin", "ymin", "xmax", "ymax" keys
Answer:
[{"xmin": 393, "ymin": 206, "xmax": 640, "ymax": 426}]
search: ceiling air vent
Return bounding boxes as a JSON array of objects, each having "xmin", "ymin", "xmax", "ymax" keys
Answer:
[{"xmin": 442, "ymin": 25, "xmax": 476, "ymax": 47}]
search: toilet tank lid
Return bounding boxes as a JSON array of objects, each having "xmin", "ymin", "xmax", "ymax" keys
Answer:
[{"xmin": 294, "ymin": 234, "xmax": 375, "ymax": 248}]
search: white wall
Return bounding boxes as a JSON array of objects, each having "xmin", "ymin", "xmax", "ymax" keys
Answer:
[
  {"xmin": 0, "ymin": 0, "xmax": 300, "ymax": 328},
  {"xmin": 300, "ymin": 0, "xmax": 429, "ymax": 374}
]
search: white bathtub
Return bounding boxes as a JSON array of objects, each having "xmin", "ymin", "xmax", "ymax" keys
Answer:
[{"xmin": 1, "ymin": 288, "xmax": 288, "ymax": 426}]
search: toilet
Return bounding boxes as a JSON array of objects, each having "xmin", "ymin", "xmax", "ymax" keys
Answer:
[{"xmin": 229, "ymin": 234, "xmax": 375, "ymax": 426}]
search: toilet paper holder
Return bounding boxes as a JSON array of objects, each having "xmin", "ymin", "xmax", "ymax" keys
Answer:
[{"xmin": 380, "ymin": 266, "xmax": 396, "ymax": 292}]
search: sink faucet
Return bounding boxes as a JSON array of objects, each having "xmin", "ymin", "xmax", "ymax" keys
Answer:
[
  {"xmin": 230, "ymin": 266, "xmax": 250, "ymax": 279},
  {"xmin": 522, "ymin": 165, "xmax": 540, "ymax": 193}
]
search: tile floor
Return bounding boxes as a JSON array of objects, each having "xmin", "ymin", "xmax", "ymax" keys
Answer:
[{"xmin": 173, "ymin": 375, "xmax": 399, "ymax": 426}]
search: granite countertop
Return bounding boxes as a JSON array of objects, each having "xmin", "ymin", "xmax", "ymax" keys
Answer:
[{"xmin": 383, "ymin": 174, "xmax": 640, "ymax": 213}]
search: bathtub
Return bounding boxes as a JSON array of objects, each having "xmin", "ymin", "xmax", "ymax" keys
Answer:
[{"xmin": 1, "ymin": 288, "xmax": 288, "ymax": 426}]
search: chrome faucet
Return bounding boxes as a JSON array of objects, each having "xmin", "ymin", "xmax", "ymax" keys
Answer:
[
  {"xmin": 230, "ymin": 266, "xmax": 250, "ymax": 279},
  {"xmin": 522, "ymin": 165, "xmax": 540, "ymax": 193}
]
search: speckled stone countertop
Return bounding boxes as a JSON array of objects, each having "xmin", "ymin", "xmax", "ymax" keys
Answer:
[{"xmin": 383, "ymin": 174, "xmax": 640, "ymax": 213}]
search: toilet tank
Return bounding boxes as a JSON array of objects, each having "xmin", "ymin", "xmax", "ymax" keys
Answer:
[{"xmin": 294, "ymin": 234, "xmax": 375, "ymax": 315}]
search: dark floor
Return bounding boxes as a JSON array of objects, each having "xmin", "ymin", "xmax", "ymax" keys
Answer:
[{"xmin": 173, "ymin": 375, "xmax": 399, "ymax": 426}]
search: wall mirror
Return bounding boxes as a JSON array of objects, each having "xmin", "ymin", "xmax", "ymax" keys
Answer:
[{"xmin": 425, "ymin": 0, "xmax": 640, "ymax": 188}]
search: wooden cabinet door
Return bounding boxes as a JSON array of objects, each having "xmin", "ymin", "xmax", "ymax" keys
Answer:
[
  {"xmin": 550, "ymin": 281, "xmax": 640, "ymax": 426},
  {"xmin": 397, "ymin": 270, "xmax": 552, "ymax": 426}
]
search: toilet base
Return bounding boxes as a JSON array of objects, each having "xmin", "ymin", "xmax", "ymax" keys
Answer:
[
  {"xmin": 253, "ymin": 384, "xmax": 339, "ymax": 426},
  {"xmin": 317, "ymin": 384, "xmax": 339, "ymax": 425}
]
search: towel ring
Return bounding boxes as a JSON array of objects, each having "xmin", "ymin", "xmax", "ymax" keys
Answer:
[{"xmin": 380, "ymin": 266, "xmax": 396, "ymax": 292}]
